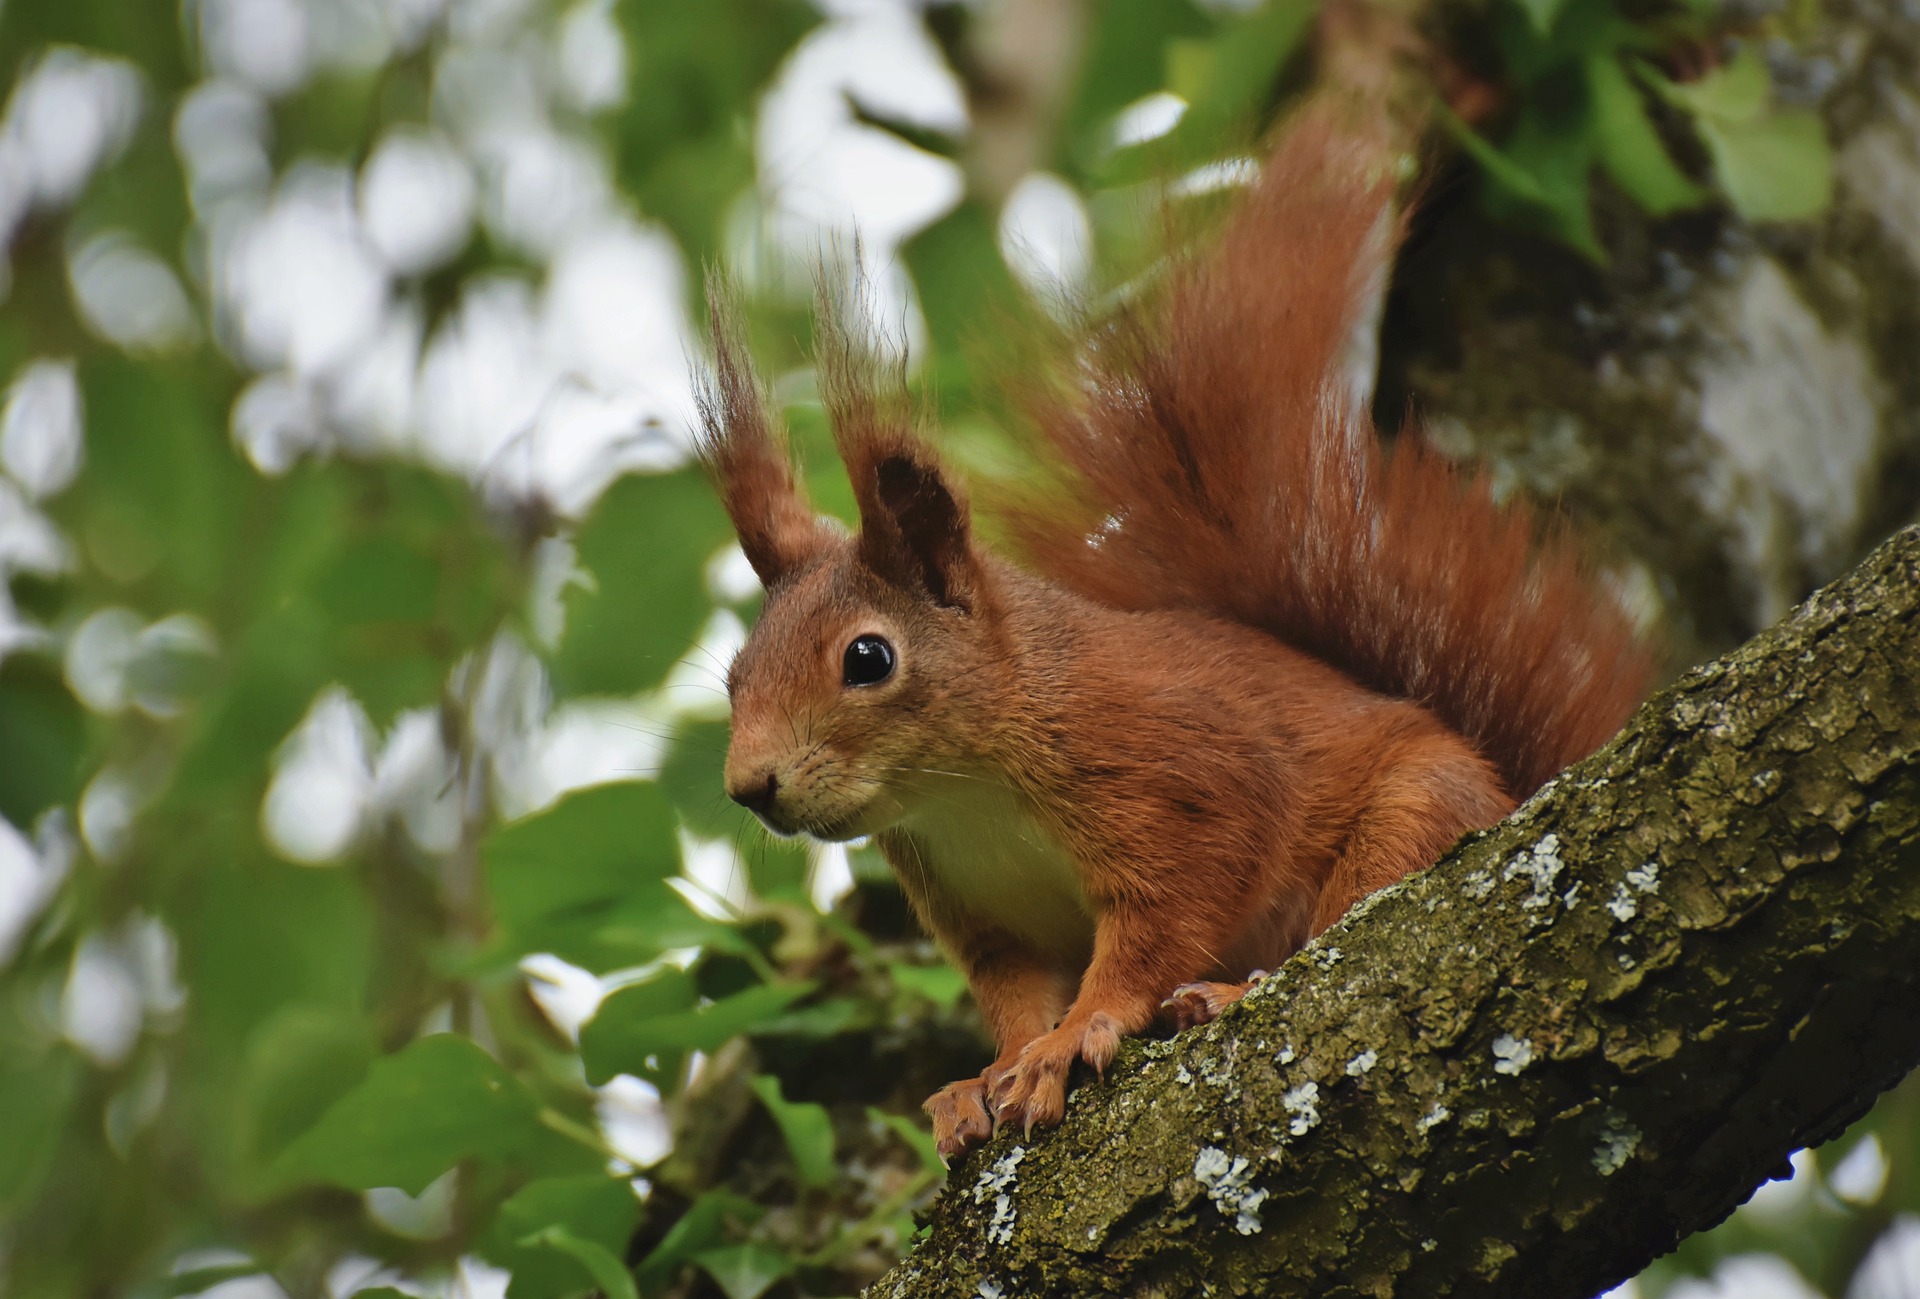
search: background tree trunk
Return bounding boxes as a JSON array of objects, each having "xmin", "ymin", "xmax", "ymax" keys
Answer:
[
  {"xmin": 868, "ymin": 524, "xmax": 1920, "ymax": 1299},
  {"xmin": 1389, "ymin": 0, "xmax": 1920, "ymax": 665}
]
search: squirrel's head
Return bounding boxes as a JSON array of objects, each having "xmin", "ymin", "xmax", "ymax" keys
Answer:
[{"xmin": 697, "ymin": 286, "xmax": 1004, "ymax": 841}]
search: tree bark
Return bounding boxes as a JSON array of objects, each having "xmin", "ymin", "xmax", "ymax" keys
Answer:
[{"xmin": 866, "ymin": 524, "xmax": 1920, "ymax": 1299}]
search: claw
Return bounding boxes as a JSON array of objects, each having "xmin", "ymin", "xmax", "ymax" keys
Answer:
[
  {"xmin": 1162, "ymin": 980, "xmax": 1255, "ymax": 1030},
  {"xmin": 925, "ymin": 1073, "xmax": 997, "ymax": 1158}
]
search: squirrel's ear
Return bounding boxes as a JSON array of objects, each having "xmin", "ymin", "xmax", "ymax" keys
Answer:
[
  {"xmin": 859, "ymin": 451, "xmax": 979, "ymax": 612},
  {"xmin": 695, "ymin": 279, "xmax": 826, "ymax": 587}
]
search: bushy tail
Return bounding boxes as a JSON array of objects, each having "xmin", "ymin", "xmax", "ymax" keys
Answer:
[{"xmin": 1004, "ymin": 104, "xmax": 1653, "ymax": 798}]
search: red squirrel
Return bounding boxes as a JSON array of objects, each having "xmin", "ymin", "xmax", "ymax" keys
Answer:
[{"xmin": 696, "ymin": 105, "xmax": 1652, "ymax": 1157}]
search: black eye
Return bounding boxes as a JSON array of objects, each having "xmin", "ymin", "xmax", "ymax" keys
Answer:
[{"xmin": 842, "ymin": 634, "xmax": 896, "ymax": 687}]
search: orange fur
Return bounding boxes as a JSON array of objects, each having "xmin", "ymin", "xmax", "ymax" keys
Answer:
[{"xmin": 696, "ymin": 104, "xmax": 1652, "ymax": 1157}]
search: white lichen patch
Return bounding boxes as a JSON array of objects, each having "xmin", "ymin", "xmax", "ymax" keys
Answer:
[
  {"xmin": 1282, "ymin": 1081, "xmax": 1321, "ymax": 1136},
  {"xmin": 1562, "ymin": 882, "xmax": 1582, "ymax": 909},
  {"xmin": 1462, "ymin": 869, "xmax": 1496, "ymax": 902},
  {"xmin": 1502, "ymin": 834, "xmax": 1566, "ymax": 912},
  {"xmin": 1491, "ymin": 1034, "xmax": 1534, "ymax": 1076},
  {"xmin": 1593, "ymin": 1112, "xmax": 1642, "ymax": 1176},
  {"xmin": 1608, "ymin": 861, "xmax": 1662, "ymax": 924},
  {"xmin": 1346, "ymin": 1049, "xmax": 1378, "ymax": 1077},
  {"xmin": 971, "ymin": 1146, "xmax": 1027, "ymax": 1203},
  {"xmin": 1312, "ymin": 945, "xmax": 1343, "ymax": 970},
  {"xmin": 1194, "ymin": 1146, "xmax": 1271, "ymax": 1235},
  {"xmin": 1175, "ymin": 1062, "xmax": 1194, "ymax": 1086},
  {"xmin": 977, "ymin": 1280, "xmax": 1005, "ymax": 1299},
  {"xmin": 986, "ymin": 1196, "xmax": 1016, "ymax": 1245},
  {"xmin": 971, "ymin": 1146, "xmax": 1027, "ymax": 1245},
  {"xmin": 1416, "ymin": 1103, "xmax": 1451, "ymax": 1134},
  {"xmin": 1276, "ymin": 1044, "xmax": 1295, "ymax": 1066}
]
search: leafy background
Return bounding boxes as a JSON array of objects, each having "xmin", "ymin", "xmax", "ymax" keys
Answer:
[{"xmin": 0, "ymin": 1, "xmax": 1907, "ymax": 1298}]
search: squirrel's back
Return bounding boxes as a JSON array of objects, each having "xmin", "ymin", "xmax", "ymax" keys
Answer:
[{"xmin": 1005, "ymin": 105, "xmax": 1653, "ymax": 798}]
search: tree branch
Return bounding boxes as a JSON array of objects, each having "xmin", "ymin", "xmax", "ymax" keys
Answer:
[{"xmin": 868, "ymin": 524, "xmax": 1920, "ymax": 1298}]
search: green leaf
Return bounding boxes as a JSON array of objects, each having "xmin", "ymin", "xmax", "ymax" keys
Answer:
[
  {"xmin": 1, "ymin": 0, "xmax": 192, "ymax": 83},
  {"xmin": 273, "ymin": 1035, "xmax": 545, "ymax": 1194},
  {"xmin": 0, "ymin": 654, "xmax": 86, "ymax": 828},
  {"xmin": 517, "ymin": 1227, "xmax": 639, "ymax": 1299},
  {"xmin": 181, "ymin": 863, "xmax": 372, "ymax": 1044},
  {"xmin": 0, "ymin": 1029, "xmax": 76, "ymax": 1209},
  {"xmin": 171, "ymin": 462, "xmax": 515, "ymax": 798},
  {"xmin": 749, "ymin": 1075, "xmax": 837, "ymax": 1187},
  {"xmin": 572, "ymin": 967, "xmax": 697, "ymax": 1089},
  {"xmin": 488, "ymin": 1176, "xmax": 643, "ymax": 1299},
  {"xmin": 1696, "ymin": 110, "xmax": 1833, "ymax": 222},
  {"xmin": 1436, "ymin": 102, "xmax": 1550, "ymax": 207},
  {"xmin": 1055, "ymin": 0, "xmax": 1210, "ymax": 172},
  {"xmin": 64, "ymin": 355, "xmax": 246, "ymax": 603},
  {"xmin": 1161, "ymin": 0, "xmax": 1318, "ymax": 158},
  {"xmin": 581, "ymin": 979, "xmax": 816, "ymax": 1085},
  {"xmin": 235, "ymin": 1006, "xmax": 376, "ymax": 1185},
  {"xmin": 1644, "ymin": 45, "xmax": 1771, "ymax": 123},
  {"xmin": 554, "ymin": 470, "xmax": 734, "ymax": 697},
  {"xmin": 297, "ymin": 467, "xmax": 516, "ymax": 722},
  {"xmin": 1635, "ymin": 47, "xmax": 1829, "ymax": 221},
  {"xmin": 901, "ymin": 204, "xmax": 1027, "ymax": 371},
  {"xmin": 573, "ymin": 882, "xmax": 730, "ymax": 971},
  {"xmin": 636, "ymin": 1191, "xmax": 764, "ymax": 1294},
  {"xmin": 870, "ymin": 1107, "xmax": 946, "ymax": 1179},
  {"xmin": 160, "ymin": 1265, "xmax": 275, "ymax": 1298},
  {"xmin": 659, "ymin": 719, "xmax": 747, "ymax": 839},
  {"xmin": 784, "ymin": 400, "xmax": 861, "ymax": 529},
  {"xmin": 753, "ymin": 996, "xmax": 868, "ymax": 1040},
  {"xmin": 1443, "ymin": 93, "xmax": 1605, "ymax": 262},
  {"xmin": 484, "ymin": 782, "xmax": 692, "ymax": 967},
  {"xmin": 1515, "ymin": 0, "xmax": 1571, "ymax": 36},
  {"xmin": 611, "ymin": 0, "xmax": 822, "ymax": 263},
  {"xmin": 891, "ymin": 962, "xmax": 968, "ymax": 1010},
  {"xmin": 695, "ymin": 1243, "xmax": 794, "ymax": 1299},
  {"xmin": 1589, "ymin": 55, "xmax": 1709, "ymax": 215}
]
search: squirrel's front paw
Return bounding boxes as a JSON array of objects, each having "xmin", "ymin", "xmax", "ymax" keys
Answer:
[
  {"xmin": 988, "ymin": 1013, "xmax": 1122, "ymax": 1137},
  {"xmin": 924, "ymin": 1075, "xmax": 995, "ymax": 1159}
]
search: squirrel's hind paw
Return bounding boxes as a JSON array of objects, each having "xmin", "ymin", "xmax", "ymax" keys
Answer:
[
  {"xmin": 1162, "ymin": 975, "xmax": 1265, "ymax": 1031},
  {"xmin": 924, "ymin": 1075, "xmax": 994, "ymax": 1159}
]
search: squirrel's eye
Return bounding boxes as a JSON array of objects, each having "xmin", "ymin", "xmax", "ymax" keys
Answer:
[{"xmin": 842, "ymin": 634, "xmax": 896, "ymax": 687}]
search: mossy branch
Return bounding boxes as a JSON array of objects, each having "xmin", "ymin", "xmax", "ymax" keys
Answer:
[{"xmin": 868, "ymin": 524, "xmax": 1920, "ymax": 1299}]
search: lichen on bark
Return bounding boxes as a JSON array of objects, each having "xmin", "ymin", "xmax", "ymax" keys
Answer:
[{"xmin": 869, "ymin": 525, "xmax": 1920, "ymax": 1299}]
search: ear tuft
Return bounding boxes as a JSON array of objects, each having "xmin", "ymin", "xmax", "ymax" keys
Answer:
[{"xmin": 695, "ymin": 274, "xmax": 826, "ymax": 587}]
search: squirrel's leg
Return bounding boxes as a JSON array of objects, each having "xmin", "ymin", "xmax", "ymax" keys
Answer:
[
  {"xmin": 1309, "ymin": 738, "xmax": 1513, "ymax": 935},
  {"xmin": 990, "ymin": 898, "xmax": 1219, "ymax": 1134},
  {"xmin": 924, "ymin": 932, "xmax": 1073, "ymax": 1158}
]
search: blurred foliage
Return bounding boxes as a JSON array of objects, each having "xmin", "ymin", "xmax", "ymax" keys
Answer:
[
  {"xmin": 0, "ymin": 1, "xmax": 1883, "ymax": 1298},
  {"xmin": 1444, "ymin": 0, "xmax": 1832, "ymax": 260}
]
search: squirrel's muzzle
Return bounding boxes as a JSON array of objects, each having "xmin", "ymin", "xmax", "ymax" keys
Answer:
[{"xmin": 728, "ymin": 770, "xmax": 780, "ymax": 816}]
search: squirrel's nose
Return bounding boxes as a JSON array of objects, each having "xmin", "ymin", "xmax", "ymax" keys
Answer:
[{"xmin": 729, "ymin": 771, "xmax": 780, "ymax": 815}]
